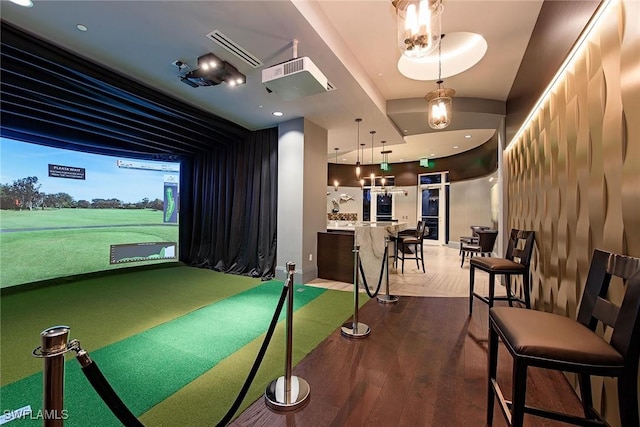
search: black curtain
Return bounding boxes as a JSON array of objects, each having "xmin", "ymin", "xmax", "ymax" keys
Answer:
[
  {"xmin": 182, "ymin": 128, "xmax": 278, "ymax": 280},
  {"xmin": 0, "ymin": 21, "xmax": 248, "ymax": 157},
  {"xmin": 1, "ymin": 21, "xmax": 278, "ymax": 280}
]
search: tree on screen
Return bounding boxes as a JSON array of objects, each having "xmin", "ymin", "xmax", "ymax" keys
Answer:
[{"xmin": 7, "ymin": 176, "xmax": 41, "ymax": 210}]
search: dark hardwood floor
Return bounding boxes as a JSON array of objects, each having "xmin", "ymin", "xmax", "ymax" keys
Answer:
[{"xmin": 231, "ymin": 296, "xmax": 584, "ymax": 427}]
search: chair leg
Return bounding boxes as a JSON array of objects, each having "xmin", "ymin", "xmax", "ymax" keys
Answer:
[
  {"xmin": 414, "ymin": 244, "xmax": 420, "ymax": 270},
  {"xmin": 505, "ymin": 274, "xmax": 514, "ymax": 307},
  {"xmin": 394, "ymin": 240, "xmax": 398, "ymax": 268},
  {"xmin": 511, "ymin": 359, "xmax": 528, "ymax": 427},
  {"xmin": 523, "ymin": 272, "xmax": 531, "ymax": 309},
  {"xmin": 578, "ymin": 373, "xmax": 595, "ymax": 419},
  {"xmin": 469, "ymin": 265, "xmax": 475, "ymax": 315},
  {"xmin": 420, "ymin": 243, "xmax": 425, "ymax": 272},
  {"xmin": 618, "ymin": 368, "xmax": 640, "ymax": 427},
  {"xmin": 460, "ymin": 250, "xmax": 465, "ymax": 267},
  {"xmin": 401, "ymin": 244, "xmax": 405, "ymax": 274},
  {"xmin": 488, "ymin": 273, "xmax": 496, "ymax": 309},
  {"xmin": 487, "ymin": 323, "xmax": 499, "ymax": 425}
]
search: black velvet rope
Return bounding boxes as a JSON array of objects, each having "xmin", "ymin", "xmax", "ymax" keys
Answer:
[
  {"xmin": 76, "ymin": 281, "xmax": 290, "ymax": 427},
  {"xmin": 358, "ymin": 244, "xmax": 388, "ymax": 299},
  {"xmin": 79, "ymin": 361, "xmax": 145, "ymax": 427},
  {"xmin": 216, "ymin": 281, "xmax": 289, "ymax": 426}
]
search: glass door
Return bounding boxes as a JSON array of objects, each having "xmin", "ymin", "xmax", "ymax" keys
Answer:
[
  {"xmin": 417, "ymin": 172, "xmax": 448, "ymax": 244},
  {"xmin": 421, "ymin": 188, "xmax": 440, "ymax": 240},
  {"xmin": 376, "ymin": 194, "xmax": 393, "ymax": 221}
]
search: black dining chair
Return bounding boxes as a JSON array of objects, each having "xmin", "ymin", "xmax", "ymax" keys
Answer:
[
  {"xmin": 396, "ymin": 221, "xmax": 427, "ymax": 274},
  {"xmin": 487, "ymin": 249, "xmax": 640, "ymax": 427},
  {"xmin": 391, "ymin": 220, "xmax": 422, "ymax": 268},
  {"xmin": 469, "ymin": 229, "xmax": 535, "ymax": 314},
  {"xmin": 459, "ymin": 225, "xmax": 491, "ymax": 255},
  {"xmin": 460, "ymin": 229, "xmax": 498, "ymax": 267}
]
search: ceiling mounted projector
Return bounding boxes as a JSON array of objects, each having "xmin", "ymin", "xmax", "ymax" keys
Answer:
[
  {"xmin": 179, "ymin": 53, "xmax": 246, "ymax": 88},
  {"xmin": 262, "ymin": 56, "xmax": 334, "ymax": 101}
]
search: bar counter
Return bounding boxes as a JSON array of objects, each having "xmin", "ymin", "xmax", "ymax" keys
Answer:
[{"xmin": 318, "ymin": 221, "xmax": 407, "ymax": 284}]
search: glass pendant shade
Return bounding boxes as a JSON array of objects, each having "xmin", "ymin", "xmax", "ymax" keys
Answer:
[
  {"xmin": 426, "ymin": 83, "xmax": 455, "ymax": 129},
  {"xmin": 354, "ymin": 118, "xmax": 362, "ymax": 179},
  {"xmin": 395, "ymin": 0, "xmax": 443, "ymax": 59},
  {"xmin": 333, "ymin": 147, "xmax": 339, "ymax": 191}
]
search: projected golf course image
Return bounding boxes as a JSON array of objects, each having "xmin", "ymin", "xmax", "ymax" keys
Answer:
[{"xmin": 0, "ymin": 138, "xmax": 180, "ymax": 289}]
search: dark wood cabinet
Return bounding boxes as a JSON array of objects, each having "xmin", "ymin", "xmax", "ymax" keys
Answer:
[{"xmin": 317, "ymin": 231, "xmax": 354, "ymax": 283}]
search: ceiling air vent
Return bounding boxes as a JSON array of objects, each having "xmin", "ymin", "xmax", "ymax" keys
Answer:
[{"xmin": 206, "ymin": 30, "xmax": 263, "ymax": 68}]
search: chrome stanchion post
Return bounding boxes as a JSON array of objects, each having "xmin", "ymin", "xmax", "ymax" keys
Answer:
[
  {"xmin": 34, "ymin": 326, "xmax": 70, "ymax": 427},
  {"xmin": 377, "ymin": 235, "xmax": 399, "ymax": 304},
  {"xmin": 265, "ymin": 262, "xmax": 310, "ymax": 412},
  {"xmin": 341, "ymin": 245, "xmax": 371, "ymax": 338}
]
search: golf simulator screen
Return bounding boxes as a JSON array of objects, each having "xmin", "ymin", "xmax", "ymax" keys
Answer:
[{"xmin": 0, "ymin": 138, "xmax": 180, "ymax": 289}]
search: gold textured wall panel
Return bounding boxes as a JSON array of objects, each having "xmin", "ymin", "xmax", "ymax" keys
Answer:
[{"xmin": 504, "ymin": 1, "xmax": 640, "ymax": 425}]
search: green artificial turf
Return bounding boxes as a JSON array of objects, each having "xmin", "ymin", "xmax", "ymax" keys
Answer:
[
  {"xmin": 1, "ymin": 266, "xmax": 262, "ymax": 385},
  {"xmin": 0, "ymin": 267, "xmax": 362, "ymax": 426},
  {"xmin": 140, "ymin": 289, "xmax": 361, "ymax": 426}
]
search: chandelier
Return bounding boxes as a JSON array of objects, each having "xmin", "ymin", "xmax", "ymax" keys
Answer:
[
  {"xmin": 425, "ymin": 35, "xmax": 455, "ymax": 129},
  {"xmin": 393, "ymin": 0, "xmax": 444, "ymax": 59}
]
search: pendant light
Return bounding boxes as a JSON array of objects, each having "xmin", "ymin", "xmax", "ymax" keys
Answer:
[
  {"xmin": 380, "ymin": 140, "xmax": 391, "ymax": 171},
  {"xmin": 394, "ymin": 0, "xmax": 444, "ymax": 59},
  {"xmin": 354, "ymin": 118, "xmax": 362, "ymax": 179},
  {"xmin": 369, "ymin": 130, "xmax": 376, "ymax": 187},
  {"xmin": 333, "ymin": 147, "xmax": 339, "ymax": 191},
  {"xmin": 360, "ymin": 143, "xmax": 366, "ymax": 185},
  {"xmin": 425, "ymin": 34, "xmax": 455, "ymax": 129}
]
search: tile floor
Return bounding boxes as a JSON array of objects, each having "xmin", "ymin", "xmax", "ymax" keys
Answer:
[{"xmin": 306, "ymin": 243, "xmax": 507, "ymax": 298}]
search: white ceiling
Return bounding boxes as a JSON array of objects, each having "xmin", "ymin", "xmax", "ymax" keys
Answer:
[{"xmin": 0, "ymin": 0, "xmax": 543, "ymax": 164}]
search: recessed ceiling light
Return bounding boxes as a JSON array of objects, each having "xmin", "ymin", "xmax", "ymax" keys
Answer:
[
  {"xmin": 76, "ymin": 24, "xmax": 88, "ymax": 32},
  {"xmin": 403, "ymin": 129, "xmax": 408, "ymax": 133},
  {"xmin": 489, "ymin": 177, "xmax": 494, "ymax": 182},
  {"xmin": 464, "ymin": 134, "xmax": 472, "ymax": 139},
  {"xmin": 342, "ymin": 158, "xmax": 347, "ymax": 161},
  {"xmin": 399, "ymin": 159, "xmax": 404, "ymax": 162},
  {"xmin": 272, "ymin": 111, "xmax": 283, "ymax": 117},
  {"xmin": 430, "ymin": 153, "xmax": 435, "ymax": 156},
  {"xmin": 257, "ymin": 105, "xmax": 263, "ymax": 108},
  {"xmin": 9, "ymin": 0, "xmax": 33, "ymax": 7},
  {"xmin": 453, "ymin": 145, "xmax": 459, "ymax": 149}
]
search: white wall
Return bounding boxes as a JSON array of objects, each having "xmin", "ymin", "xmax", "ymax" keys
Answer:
[
  {"xmin": 302, "ymin": 119, "xmax": 327, "ymax": 282},
  {"xmin": 277, "ymin": 118, "xmax": 327, "ymax": 283},
  {"xmin": 394, "ymin": 185, "xmax": 417, "ymax": 224},
  {"xmin": 449, "ymin": 176, "xmax": 494, "ymax": 244}
]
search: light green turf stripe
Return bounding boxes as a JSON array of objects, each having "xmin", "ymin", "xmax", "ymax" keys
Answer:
[{"xmin": 139, "ymin": 288, "xmax": 364, "ymax": 426}]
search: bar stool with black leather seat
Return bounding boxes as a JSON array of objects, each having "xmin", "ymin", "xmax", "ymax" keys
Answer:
[
  {"xmin": 391, "ymin": 220, "xmax": 421, "ymax": 268},
  {"xmin": 460, "ymin": 229, "xmax": 498, "ymax": 267},
  {"xmin": 469, "ymin": 229, "xmax": 535, "ymax": 314},
  {"xmin": 487, "ymin": 249, "xmax": 640, "ymax": 427},
  {"xmin": 396, "ymin": 221, "xmax": 427, "ymax": 274}
]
